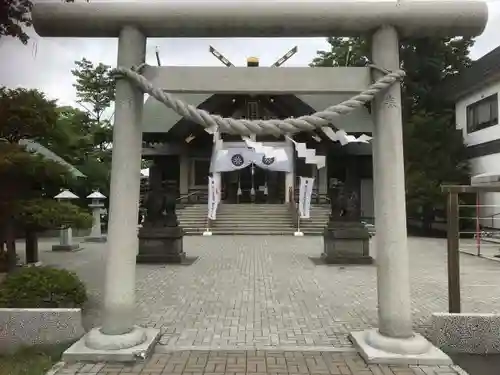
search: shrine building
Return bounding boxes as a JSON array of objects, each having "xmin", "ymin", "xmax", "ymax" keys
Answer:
[{"xmin": 140, "ymin": 53, "xmax": 375, "ymax": 220}]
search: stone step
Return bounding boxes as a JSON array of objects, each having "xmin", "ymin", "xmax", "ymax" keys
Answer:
[
  {"xmin": 178, "ymin": 217, "xmax": 328, "ymax": 221},
  {"xmin": 183, "ymin": 230, "xmax": 323, "ymax": 235},
  {"xmin": 212, "ymin": 219, "xmax": 293, "ymax": 223},
  {"xmin": 177, "ymin": 203, "xmax": 330, "ymax": 235},
  {"xmin": 180, "ymin": 212, "xmax": 292, "ymax": 216},
  {"xmin": 179, "ymin": 212, "xmax": 293, "ymax": 217},
  {"xmin": 179, "ymin": 222, "xmax": 326, "ymax": 230},
  {"xmin": 180, "ymin": 205, "xmax": 330, "ymax": 211},
  {"xmin": 211, "ymin": 225, "xmax": 294, "ymax": 230}
]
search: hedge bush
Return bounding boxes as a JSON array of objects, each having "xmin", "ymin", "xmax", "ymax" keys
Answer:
[{"xmin": 0, "ymin": 266, "xmax": 87, "ymax": 308}]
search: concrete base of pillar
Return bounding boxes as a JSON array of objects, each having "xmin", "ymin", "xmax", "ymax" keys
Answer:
[
  {"xmin": 322, "ymin": 221, "xmax": 373, "ymax": 264},
  {"xmin": 52, "ymin": 244, "xmax": 81, "ymax": 252},
  {"xmin": 137, "ymin": 226, "xmax": 186, "ymax": 264},
  {"xmin": 320, "ymin": 254, "xmax": 373, "ymax": 265},
  {"xmin": 62, "ymin": 326, "xmax": 160, "ymax": 362},
  {"xmin": 84, "ymin": 236, "xmax": 107, "ymax": 243},
  {"xmin": 350, "ymin": 329, "xmax": 452, "ymax": 365}
]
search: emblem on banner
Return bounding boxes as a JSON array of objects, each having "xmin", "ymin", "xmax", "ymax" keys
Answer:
[
  {"xmin": 231, "ymin": 154, "xmax": 244, "ymax": 167},
  {"xmin": 262, "ymin": 155, "xmax": 275, "ymax": 166}
]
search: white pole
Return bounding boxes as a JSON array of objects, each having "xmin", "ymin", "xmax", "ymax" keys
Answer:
[{"xmin": 294, "ymin": 203, "xmax": 304, "ymax": 237}]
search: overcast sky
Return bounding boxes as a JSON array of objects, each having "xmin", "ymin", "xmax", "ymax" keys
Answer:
[{"xmin": 1, "ymin": 1, "xmax": 500, "ymax": 109}]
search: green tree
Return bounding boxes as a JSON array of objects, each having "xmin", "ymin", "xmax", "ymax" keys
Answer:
[
  {"xmin": 311, "ymin": 36, "xmax": 472, "ymax": 226},
  {"xmin": 0, "ymin": 88, "xmax": 92, "ymax": 271},
  {"xmin": 403, "ymin": 111, "xmax": 469, "ymax": 215},
  {"xmin": 0, "ymin": 0, "xmax": 32, "ymax": 44},
  {"xmin": 1, "ymin": 0, "xmax": 89, "ymax": 44},
  {"xmin": 311, "ymin": 36, "xmax": 473, "ymax": 114},
  {"xmin": 34, "ymin": 106, "xmax": 112, "ymax": 202},
  {"xmin": 65, "ymin": 58, "xmax": 119, "ymax": 200},
  {"xmin": 71, "ymin": 58, "xmax": 116, "ymax": 124}
]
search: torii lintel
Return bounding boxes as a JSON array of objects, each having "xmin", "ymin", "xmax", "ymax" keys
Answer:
[{"xmin": 32, "ymin": 0, "xmax": 487, "ymax": 38}]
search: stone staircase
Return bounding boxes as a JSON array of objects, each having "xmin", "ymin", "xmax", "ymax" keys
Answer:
[{"xmin": 176, "ymin": 203, "xmax": 331, "ymax": 235}]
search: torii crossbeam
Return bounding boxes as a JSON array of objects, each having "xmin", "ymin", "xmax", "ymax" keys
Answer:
[{"xmin": 33, "ymin": 1, "xmax": 486, "ymax": 37}]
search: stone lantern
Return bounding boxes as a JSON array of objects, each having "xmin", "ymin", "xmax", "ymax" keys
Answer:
[
  {"xmin": 85, "ymin": 191, "xmax": 107, "ymax": 243},
  {"xmin": 52, "ymin": 189, "xmax": 81, "ymax": 252}
]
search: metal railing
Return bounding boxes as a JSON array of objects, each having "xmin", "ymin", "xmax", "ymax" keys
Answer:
[
  {"xmin": 487, "ymin": 211, "xmax": 500, "ymax": 230},
  {"xmin": 294, "ymin": 188, "xmax": 330, "ymax": 204},
  {"xmin": 176, "ymin": 190, "xmax": 203, "ymax": 202},
  {"xmin": 456, "ymin": 202, "xmax": 500, "ymax": 257}
]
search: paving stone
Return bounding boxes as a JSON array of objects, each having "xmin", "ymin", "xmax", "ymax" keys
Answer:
[
  {"xmin": 32, "ymin": 237, "xmax": 500, "ymax": 354},
  {"xmin": 60, "ymin": 350, "xmax": 468, "ymax": 374},
  {"xmin": 34, "ymin": 237, "xmax": 487, "ymax": 374}
]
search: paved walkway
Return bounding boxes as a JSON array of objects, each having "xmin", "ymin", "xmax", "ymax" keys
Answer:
[
  {"xmin": 28, "ymin": 236, "xmax": 500, "ymax": 351},
  {"xmin": 55, "ymin": 351, "xmax": 467, "ymax": 375},
  {"xmin": 21, "ymin": 236, "xmax": 500, "ymax": 375}
]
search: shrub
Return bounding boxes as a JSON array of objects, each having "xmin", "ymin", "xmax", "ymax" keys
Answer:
[
  {"xmin": 0, "ymin": 266, "xmax": 87, "ymax": 308},
  {"xmin": 14, "ymin": 199, "xmax": 93, "ymax": 230},
  {"xmin": 0, "ymin": 251, "xmax": 20, "ymax": 273}
]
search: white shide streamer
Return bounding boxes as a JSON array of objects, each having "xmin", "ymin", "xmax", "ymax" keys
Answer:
[
  {"xmin": 321, "ymin": 127, "xmax": 372, "ymax": 145},
  {"xmin": 241, "ymin": 136, "xmax": 287, "ymax": 161},
  {"xmin": 286, "ymin": 137, "xmax": 326, "ymax": 169}
]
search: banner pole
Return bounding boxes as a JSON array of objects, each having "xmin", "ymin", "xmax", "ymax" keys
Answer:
[
  {"xmin": 294, "ymin": 179, "xmax": 304, "ymax": 236},
  {"xmin": 203, "ymin": 175, "xmax": 214, "ymax": 236}
]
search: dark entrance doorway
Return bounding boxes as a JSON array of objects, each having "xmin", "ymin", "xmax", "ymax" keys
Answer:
[{"xmin": 222, "ymin": 166, "xmax": 285, "ymax": 203}]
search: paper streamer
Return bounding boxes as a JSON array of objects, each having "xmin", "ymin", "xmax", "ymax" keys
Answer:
[
  {"xmin": 206, "ymin": 122, "xmax": 372, "ymax": 146},
  {"xmin": 290, "ymin": 139, "xmax": 326, "ymax": 169},
  {"xmin": 241, "ymin": 136, "xmax": 287, "ymax": 161},
  {"xmin": 321, "ymin": 127, "xmax": 372, "ymax": 145},
  {"xmin": 243, "ymin": 135, "xmax": 326, "ymax": 169}
]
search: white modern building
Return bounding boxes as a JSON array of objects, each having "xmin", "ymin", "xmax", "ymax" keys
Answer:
[{"xmin": 445, "ymin": 46, "xmax": 500, "ymax": 229}]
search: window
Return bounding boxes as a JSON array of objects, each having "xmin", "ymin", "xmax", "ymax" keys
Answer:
[{"xmin": 466, "ymin": 94, "xmax": 498, "ymax": 133}]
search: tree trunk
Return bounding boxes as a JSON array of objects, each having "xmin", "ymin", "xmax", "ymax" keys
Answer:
[
  {"xmin": 0, "ymin": 227, "xmax": 4, "ymax": 252},
  {"xmin": 25, "ymin": 229, "xmax": 39, "ymax": 264},
  {"xmin": 422, "ymin": 205, "xmax": 434, "ymax": 234},
  {"xmin": 5, "ymin": 220, "xmax": 17, "ymax": 272}
]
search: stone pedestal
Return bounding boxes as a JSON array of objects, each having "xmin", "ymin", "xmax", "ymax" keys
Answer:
[
  {"xmin": 85, "ymin": 202, "xmax": 107, "ymax": 243},
  {"xmin": 137, "ymin": 226, "xmax": 185, "ymax": 264},
  {"xmin": 322, "ymin": 221, "xmax": 373, "ymax": 264},
  {"xmin": 52, "ymin": 227, "xmax": 81, "ymax": 252}
]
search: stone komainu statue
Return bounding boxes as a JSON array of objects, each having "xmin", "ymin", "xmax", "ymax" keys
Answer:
[
  {"xmin": 345, "ymin": 190, "xmax": 360, "ymax": 221},
  {"xmin": 329, "ymin": 184, "xmax": 360, "ymax": 221},
  {"xmin": 143, "ymin": 185, "xmax": 178, "ymax": 227}
]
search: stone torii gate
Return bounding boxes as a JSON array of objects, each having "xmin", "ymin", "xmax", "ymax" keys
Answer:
[{"xmin": 32, "ymin": 0, "xmax": 488, "ymax": 365}]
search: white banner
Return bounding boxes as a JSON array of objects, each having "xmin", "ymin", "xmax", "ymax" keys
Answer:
[
  {"xmin": 211, "ymin": 148, "xmax": 253, "ymax": 173},
  {"xmin": 211, "ymin": 147, "xmax": 292, "ymax": 172},
  {"xmin": 252, "ymin": 149, "xmax": 291, "ymax": 172},
  {"xmin": 207, "ymin": 176, "xmax": 219, "ymax": 220},
  {"xmin": 298, "ymin": 177, "xmax": 315, "ymax": 219}
]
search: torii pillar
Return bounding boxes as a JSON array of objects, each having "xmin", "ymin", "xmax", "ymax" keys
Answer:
[{"xmin": 32, "ymin": 0, "xmax": 488, "ymax": 364}]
